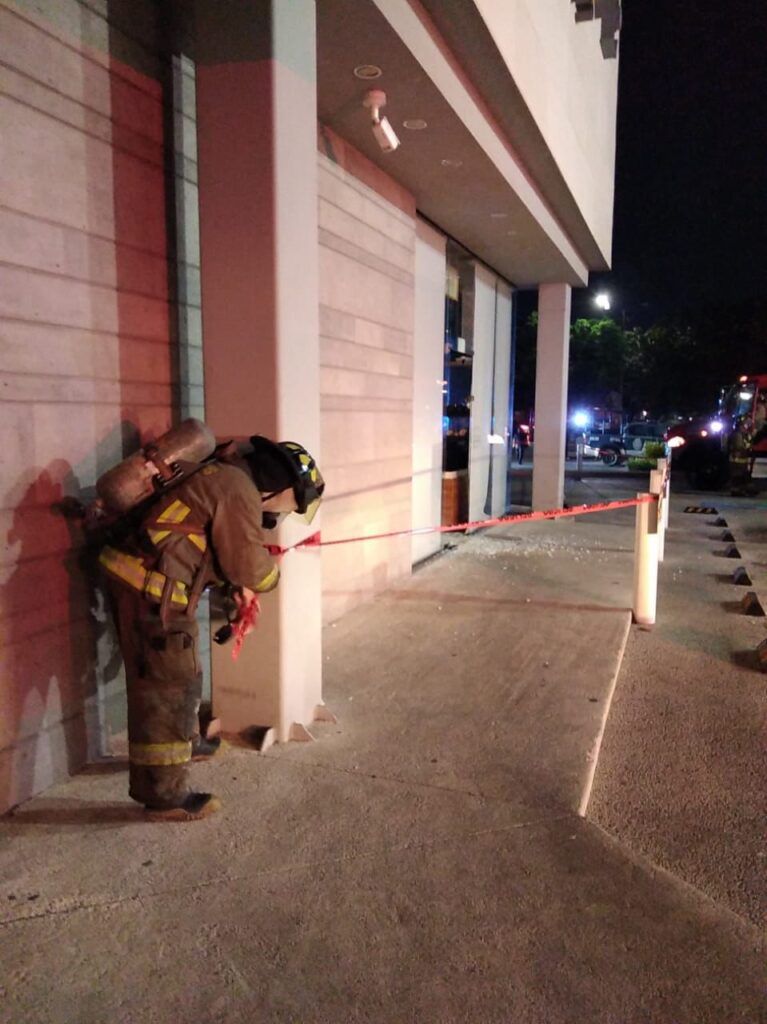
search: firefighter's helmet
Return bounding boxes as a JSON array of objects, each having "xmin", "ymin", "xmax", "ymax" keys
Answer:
[{"xmin": 246, "ymin": 436, "xmax": 324, "ymax": 524}]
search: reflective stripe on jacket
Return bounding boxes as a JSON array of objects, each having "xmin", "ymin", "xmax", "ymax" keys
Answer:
[
  {"xmin": 99, "ymin": 546, "xmax": 190, "ymax": 608},
  {"xmin": 99, "ymin": 462, "xmax": 279, "ymax": 604}
]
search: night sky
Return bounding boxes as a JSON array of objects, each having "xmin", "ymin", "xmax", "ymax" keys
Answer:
[{"xmin": 586, "ymin": 0, "xmax": 767, "ymax": 325}]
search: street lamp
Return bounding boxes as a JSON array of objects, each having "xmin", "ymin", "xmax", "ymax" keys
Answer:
[{"xmin": 594, "ymin": 292, "xmax": 611, "ymax": 311}]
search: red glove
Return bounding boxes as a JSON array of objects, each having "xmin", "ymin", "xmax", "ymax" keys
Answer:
[{"xmin": 231, "ymin": 594, "xmax": 260, "ymax": 661}]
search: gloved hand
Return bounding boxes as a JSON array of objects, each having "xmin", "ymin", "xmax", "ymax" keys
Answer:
[
  {"xmin": 232, "ymin": 586, "xmax": 258, "ymax": 635},
  {"xmin": 213, "ymin": 585, "xmax": 258, "ymax": 646}
]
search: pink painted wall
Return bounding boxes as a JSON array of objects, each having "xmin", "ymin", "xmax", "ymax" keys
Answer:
[
  {"xmin": 317, "ymin": 127, "xmax": 417, "ymax": 623},
  {"xmin": 195, "ymin": 59, "xmax": 278, "ymax": 440},
  {"xmin": 0, "ymin": 0, "xmax": 175, "ymax": 811}
]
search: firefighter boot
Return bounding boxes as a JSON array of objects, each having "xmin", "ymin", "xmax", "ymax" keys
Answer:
[
  {"xmin": 191, "ymin": 734, "xmax": 222, "ymax": 761},
  {"xmin": 145, "ymin": 792, "xmax": 221, "ymax": 822}
]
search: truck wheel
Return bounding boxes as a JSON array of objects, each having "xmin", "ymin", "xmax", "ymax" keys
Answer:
[{"xmin": 601, "ymin": 448, "xmax": 620, "ymax": 467}]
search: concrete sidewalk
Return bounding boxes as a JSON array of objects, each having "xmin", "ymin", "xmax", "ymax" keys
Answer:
[
  {"xmin": 588, "ymin": 494, "xmax": 767, "ymax": 927},
  {"xmin": 0, "ymin": 486, "xmax": 764, "ymax": 1023}
]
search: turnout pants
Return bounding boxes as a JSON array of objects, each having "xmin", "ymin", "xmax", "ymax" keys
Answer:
[{"xmin": 109, "ymin": 584, "xmax": 202, "ymax": 808}]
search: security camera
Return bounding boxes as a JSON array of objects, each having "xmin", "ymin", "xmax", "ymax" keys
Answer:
[
  {"xmin": 363, "ymin": 89, "xmax": 400, "ymax": 153},
  {"xmin": 372, "ymin": 116, "xmax": 400, "ymax": 153}
]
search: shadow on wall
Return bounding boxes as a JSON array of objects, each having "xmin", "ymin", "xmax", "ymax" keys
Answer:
[
  {"xmin": 0, "ymin": 0, "xmax": 183, "ymax": 815},
  {"xmin": 0, "ymin": 427, "xmax": 138, "ymax": 814}
]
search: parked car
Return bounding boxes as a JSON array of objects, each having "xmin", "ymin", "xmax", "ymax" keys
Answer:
[{"xmin": 585, "ymin": 421, "xmax": 664, "ymax": 466}]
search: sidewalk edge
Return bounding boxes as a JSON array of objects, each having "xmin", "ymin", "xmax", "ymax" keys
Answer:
[{"xmin": 578, "ymin": 612, "xmax": 632, "ymax": 817}]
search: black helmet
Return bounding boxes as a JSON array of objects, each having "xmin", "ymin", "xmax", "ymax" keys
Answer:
[{"xmin": 246, "ymin": 436, "xmax": 324, "ymax": 524}]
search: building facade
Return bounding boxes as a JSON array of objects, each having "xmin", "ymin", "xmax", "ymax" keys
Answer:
[{"xmin": 0, "ymin": 0, "xmax": 620, "ymax": 812}]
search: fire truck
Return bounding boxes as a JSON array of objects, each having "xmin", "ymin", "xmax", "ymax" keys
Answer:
[{"xmin": 665, "ymin": 374, "xmax": 767, "ymax": 488}]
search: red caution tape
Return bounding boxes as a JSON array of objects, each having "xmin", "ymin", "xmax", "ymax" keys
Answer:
[
  {"xmin": 271, "ymin": 494, "xmax": 658, "ymax": 556},
  {"xmin": 231, "ymin": 595, "xmax": 261, "ymax": 661}
]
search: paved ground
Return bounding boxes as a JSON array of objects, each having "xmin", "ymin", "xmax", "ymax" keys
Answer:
[
  {"xmin": 584, "ymin": 486, "xmax": 767, "ymax": 926},
  {"xmin": 0, "ymin": 472, "xmax": 764, "ymax": 1023}
]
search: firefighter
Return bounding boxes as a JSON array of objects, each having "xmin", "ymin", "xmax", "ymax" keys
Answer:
[
  {"xmin": 99, "ymin": 435, "xmax": 324, "ymax": 821},
  {"xmin": 752, "ymin": 394, "xmax": 767, "ymax": 447},
  {"xmin": 728, "ymin": 416, "xmax": 754, "ymax": 496}
]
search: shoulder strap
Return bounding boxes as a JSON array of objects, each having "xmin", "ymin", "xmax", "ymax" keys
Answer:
[{"xmin": 185, "ymin": 548, "xmax": 213, "ymax": 619}]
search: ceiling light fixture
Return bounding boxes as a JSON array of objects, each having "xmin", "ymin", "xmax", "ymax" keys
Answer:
[
  {"xmin": 402, "ymin": 118, "xmax": 427, "ymax": 130},
  {"xmin": 353, "ymin": 64, "xmax": 383, "ymax": 80},
  {"xmin": 490, "ymin": 212, "xmax": 508, "ymax": 219},
  {"xmin": 441, "ymin": 158, "xmax": 462, "ymax": 167}
]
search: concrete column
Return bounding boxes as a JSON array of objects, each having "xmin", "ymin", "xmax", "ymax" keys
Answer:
[
  {"xmin": 532, "ymin": 283, "xmax": 572, "ymax": 510},
  {"xmin": 490, "ymin": 280, "xmax": 513, "ymax": 518},
  {"xmin": 195, "ymin": 0, "xmax": 322, "ymax": 741},
  {"xmin": 412, "ymin": 218, "xmax": 447, "ymax": 565},
  {"xmin": 467, "ymin": 263, "xmax": 497, "ymax": 523}
]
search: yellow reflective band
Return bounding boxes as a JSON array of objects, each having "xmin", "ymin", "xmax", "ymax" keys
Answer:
[
  {"xmin": 147, "ymin": 528, "xmax": 171, "ymax": 545},
  {"xmin": 129, "ymin": 741, "xmax": 192, "ymax": 767},
  {"xmin": 100, "ymin": 547, "xmax": 151, "ymax": 592},
  {"xmin": 149, "ymin": 529, "xmax": 207, "ymax": 553},
  {"xmin": 299, "ymin": 453, "xmax": 311, "ymax": 467},
  {"xmin": 156, "ymin": 499, "xmax": 191, "ymax": 525},
  {"xmin": 255, "ymin": 564, "xmax": 280, "ymax": 592},
  {"xmin": 148, "ymin": 511, "xmax": 206, "ymax": 554},
  {"xmin": 99, "ymin": 547, "xmax": 189, "ymax": 607},
  {"xmin": 140, "ymin": 570, "xmax": 190, "ymax": 607}
]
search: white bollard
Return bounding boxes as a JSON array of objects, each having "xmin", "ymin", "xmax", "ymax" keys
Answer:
[
  {"xmin": 633, "ymin": 492, "xmax": 659, "ymax": 625},
  {"xmin": 650, "ymin": 466, "xmax": 666, "ymax": 563}
]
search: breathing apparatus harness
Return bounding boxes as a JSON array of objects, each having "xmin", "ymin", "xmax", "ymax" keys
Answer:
[{"xmin": 89, "ymin": 432, "xmax": 323, "ymax": 630}]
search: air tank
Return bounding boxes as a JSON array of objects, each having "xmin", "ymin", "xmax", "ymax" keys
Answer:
[{"xmin": 96, "ymin": 418, "xmax": 216, "ymax": 513}]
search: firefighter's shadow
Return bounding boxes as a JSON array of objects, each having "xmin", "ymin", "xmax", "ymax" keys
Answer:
[{"xmin": 0, "ymin": 457, "xmax": 125, "ymax": 815}]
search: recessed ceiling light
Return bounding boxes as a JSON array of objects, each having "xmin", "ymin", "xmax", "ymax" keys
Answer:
[
  {"xmin": 354, "ymin": 64, "xmax": 383, "ymax": 80},
  {"xmin": 441, "ymin": 158, "xmax": 463, "ymax": 167},
  {"xmin": 506, "ymin": 229, "xmax": 518, "ymax": 236},
  {"xmin": 402, "ymin": 118, "xmax": 428, "ymax": 130},
  {"xmin": 490, "ymin": 212, "xmax": 508, "ymax": 219}
]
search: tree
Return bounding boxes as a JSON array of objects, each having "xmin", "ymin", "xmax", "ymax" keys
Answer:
[
  {"xmin": 622, "ymin": 323, "xmax": 696, "ymax": 417},
  {"xmin": 514, "ymin": 313, "xmax": 629, "ymax": 417},
  {"xmin": 568, "ymin": 317, "xmax": 627, "ymax": 410},
  {"xmin": 513, "ymin": 297, "xmax": 767, "ymax": 423},
  {"xmin": 623, "ymin": 300, "xmax": 766, "ymax": 418}
]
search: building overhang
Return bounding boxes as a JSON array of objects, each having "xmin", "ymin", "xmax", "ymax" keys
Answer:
[{"xmin": 317, "ymin": 0, "xmax": 599, "ymax": 288}]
